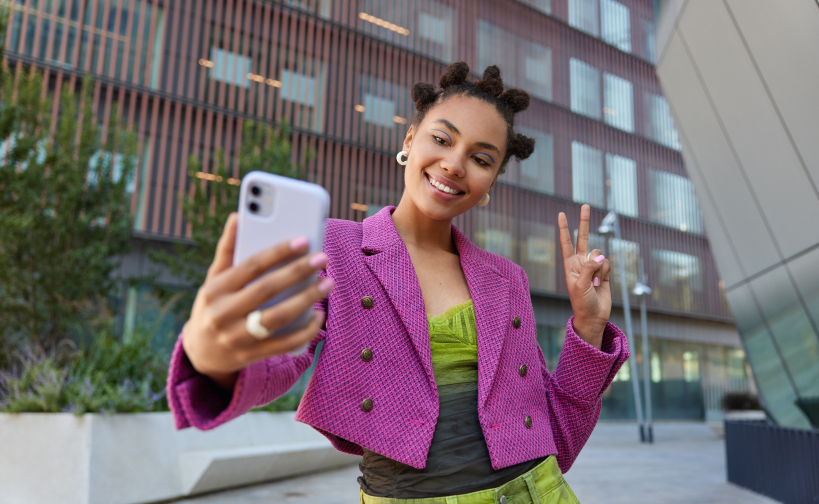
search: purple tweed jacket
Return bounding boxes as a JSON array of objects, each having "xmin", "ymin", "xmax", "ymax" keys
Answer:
[{"xmin": 167, "ymin": 206, "xmax": 629, "ymax": 472}]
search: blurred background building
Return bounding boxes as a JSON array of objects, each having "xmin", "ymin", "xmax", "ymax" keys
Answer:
[
  {"xmin": 655, "ymin": 0, "xmax": 819, "ymax": 429},
  {"xmin": 3, "ymin": 0, "xmax": 754, "ymax": 420}
]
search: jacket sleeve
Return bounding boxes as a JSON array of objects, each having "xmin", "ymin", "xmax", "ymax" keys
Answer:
[
  {"xmin": 523, "ymin": 270, "xmax": 629, "ymax": 473},
  {"xmin": 166, "ymin": 271, "xmax": 329, "ymax": 431}
]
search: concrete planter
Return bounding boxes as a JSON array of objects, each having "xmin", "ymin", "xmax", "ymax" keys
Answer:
[
  {"xmin": 707, "ymin": 410, "xmax": 767, "ymax": 438},
  {"xmin": 0, "ymin": 411, "xmax": 359, "ymax": 504}
]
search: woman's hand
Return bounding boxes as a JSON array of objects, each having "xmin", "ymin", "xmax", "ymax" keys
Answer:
[
  {"xmin": 558, "ymin": 204, "xmax": 612, "ymax": 349},
  {"xmin": 182, "ymin": 213, "xmax": 333, "ymax": 390}
]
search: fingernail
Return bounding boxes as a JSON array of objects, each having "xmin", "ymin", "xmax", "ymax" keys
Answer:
[
  {"xmin": 594, "ymin": 255, "xmax": 605, "ymax": 263},
  {"xmin": 290, "ymin": 236, "xmax": 309, "ymax": 250},
  {"xmin": 309, "ymin": 252, "xmax": 328, "ymax": 268},
  {"xmin": 318, "ymin": 277, "xmax": 334, "ymax": 294},
  {"xmin": 593, "ymin": 277, "xmax": 600, "ymax": 287}
]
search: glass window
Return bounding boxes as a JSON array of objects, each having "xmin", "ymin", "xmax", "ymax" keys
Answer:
[
  {"xmin": 648, "ymin": 169, "xmax": 703, "ymax": 233},
  {"xmin": 519, "ymin": 220, "xmax": 557, "ymax": 292},
  {"xmin": 210, "ymin": 47, "xmax": 251, "ymax": 88},
  {"xmin": 643, "ymin": 19, "xmax": 656, "ymax": 63},
  {"xmin": 570, "ymin": 58, "xmax": 601, "ymax": 120},
  {"xmin": 683, "ymin": 351, "xmax": 700, "ymax": 382},
  {"xmin": 475, "ymin": 211, "xmax": 515, "ymax": 260},
  {"xmin": 518, "ymin": 0, "xmax": 551, "ymax": 14},
  {"xmin": 651, "ymin": 249, "xmax": 703, "ymax": 312},
  {"xmin": 603, "ymin": 73, "xmax": 634, "ymax": 132},
  {"xmin": 357, "ymin": 74, "xmax": 411, "ymax": 149},
  {"xmin": 88, "ymin": 151, "xmax": 137, "ymax": 193},
  {"xmin": 507, "ymin": 126, "xmax": 554, "ymax": 194},
  {"xmin": 363, "ymin": 94, "xmax": 396, "ymax": 127},
  {"xmin": 569, "ymin": 0, "xmax": 599, "ymax": 37},
  {"xmin": 359, "ymin": 0, "xmax": 456, "ymax": 62},
  {"xmin": 277, "ymin": 56, "xmax": 327, "ymax": 134},
  {"xmin": 572, "ymin": 141, "xmax": 604, "ymax": 207},
  {"xmin": 605, "ymin": 153, "xmax": 638, "ymax": 217},
  {"xmin": 477, "ymin": 21, "xmax": 552, "ymax": 102},
  {"xmin": 608, "ymin": 238, "xmax": 640, "ymax": 302},
  {"xmin": 644, "ymin": 92, "xmax": 681, "ymax": 150},
  {"xmin": 600, "ymin": 0, "xmax": 631, "ymax": 52},
  {"xmin": 281, "ymin": 70, "xmax": 317, "ymax": 106}
]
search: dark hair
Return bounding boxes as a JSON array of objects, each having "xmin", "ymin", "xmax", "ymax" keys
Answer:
[{"xmin": 410, "ymin": 61, "xmax": 535, "ymax": 172}]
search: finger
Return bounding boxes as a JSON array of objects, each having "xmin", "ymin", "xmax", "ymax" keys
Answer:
[
  {"xmin": 576, "ymin": 205, "xmax": 591, "ymax": 257},
  {"xmin": 249, "ymin": 311, "xmax": 326, "ymax": 360},
  {"xmin": 207, "ymin": 236, "xmax": 310, "ymax": 295},
  {"xmin": 587, "ymin": 248, "xmax": 603, "ymax": 286},
  {"xmin": 558, "ymin": 212, "xmax": 575, "ymax": 261},
  {"xmin": 253, "ymin": 275, "xmax": 334, "ymax": 332},
  {"xmin": 600, "ymin": 258, "xmax": 611, "ymax": 283},
  {"xmin": 224, "ymin": 252, "xmax": 329, "ymax": 319},
  {"xmin": 579, "ymin": 254, "xmax": 606, "ymax": 289},
  {"xmin": 207, "ymin": 213, "xmax": 238, "ymax": 281}
]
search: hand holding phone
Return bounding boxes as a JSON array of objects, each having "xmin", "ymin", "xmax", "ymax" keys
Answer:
[{"xmin": 180, "ymin": 173, "xmax": 332, "ymax": 389}]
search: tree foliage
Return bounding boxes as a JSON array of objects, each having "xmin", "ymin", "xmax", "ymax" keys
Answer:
[
  {"xmin": 149, "ymin": 120, "xmax": 307, "ymax": 320},
  {"xmin": 0, "ymin": 65, "xmax": 138, "ymax": 352}
]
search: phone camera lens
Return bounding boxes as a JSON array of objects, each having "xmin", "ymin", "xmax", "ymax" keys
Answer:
[
  {"xmin": 249, "ymin": 202, "xmax": 259, "ymax": 213},
  {"xmin": 250, "ymin": 185, "xmax": 261, "ymax": 196}
]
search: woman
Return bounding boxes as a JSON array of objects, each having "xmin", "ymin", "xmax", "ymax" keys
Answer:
[{"xmin": 168, "ymin": 62, "xmax": 628, "ymax": 503}]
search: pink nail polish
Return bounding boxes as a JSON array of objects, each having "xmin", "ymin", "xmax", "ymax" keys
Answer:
[
  {"xmin": 594, "ymin": 277, "xmax": 600, "ymax": 287},
  {"xmin": 594, "ymin": 255, "xmax": 605, "ymax": 263},
  {"xmin": 318, "ymin": 277, "xmax": 334, "ymax": 293},
  {"xmin": 309, "ymin": 252, "xmax": 328, "ymax": 268},
  {"xmin": 290, "ymin": 236, "xmax": 309, "ymax": 250}
]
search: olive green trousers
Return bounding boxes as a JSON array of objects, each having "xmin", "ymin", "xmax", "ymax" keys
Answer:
[{"xmin": 359, "ymin": 456, "xmax": 580, "ymax": 504}]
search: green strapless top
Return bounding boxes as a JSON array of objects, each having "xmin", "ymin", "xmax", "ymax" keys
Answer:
[{"xmin": 428, "ymin": 299, "xmax": 479, "ymax": 388}]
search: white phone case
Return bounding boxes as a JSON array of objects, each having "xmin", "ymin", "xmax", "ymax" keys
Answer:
[{"xmin": 234, "ymin": 171, "xmax": 329, "ymax": 342}]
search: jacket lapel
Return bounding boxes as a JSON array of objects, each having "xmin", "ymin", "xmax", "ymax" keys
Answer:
[
  {"xmin": 453, "ymin": 227, "xmax": 511, "ymax": 408},
  {"xmin": 362, "ymin": 208, "xmax": 435, "ymax": 386}
]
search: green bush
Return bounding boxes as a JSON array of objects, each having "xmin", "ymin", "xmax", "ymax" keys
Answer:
[{"xmin": 0, "ymin": 329, "xmax": 171, "ymax": 415}]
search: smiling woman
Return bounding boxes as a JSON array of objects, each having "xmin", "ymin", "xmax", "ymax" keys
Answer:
[{"xmin": 167, "ymin": 61, "xmax": 628, "ymax": 504}]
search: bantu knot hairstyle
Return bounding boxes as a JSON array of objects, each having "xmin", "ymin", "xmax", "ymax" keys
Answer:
[{"xmin": 410, "ymin": 62, "xmax": 536, "ymax": 172}]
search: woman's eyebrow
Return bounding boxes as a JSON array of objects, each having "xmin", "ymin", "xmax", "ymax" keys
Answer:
[{"xmin": 435, "ymin": 119, "xmax": 501, "ymax": 154}]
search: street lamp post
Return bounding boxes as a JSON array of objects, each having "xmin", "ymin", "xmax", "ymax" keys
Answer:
[
  {"xmin": 598, "ymin": 211, "xmax": 646, "ymax": 442},
  {"xmin": 633, "ymin": 258, "xmax": 654, "ymax": 444}
]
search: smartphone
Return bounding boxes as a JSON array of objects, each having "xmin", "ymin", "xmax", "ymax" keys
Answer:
[{"xmin": 234, "ymin": 171, "xmax": 329, "ymax": 342}]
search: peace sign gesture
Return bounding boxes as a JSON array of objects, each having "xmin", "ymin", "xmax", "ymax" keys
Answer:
[{"xmin": 558, "ymin": 204, "xmax": 612, "ymax": 350}]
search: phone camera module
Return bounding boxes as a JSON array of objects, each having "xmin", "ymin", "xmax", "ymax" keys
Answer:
[
  {"xmin": 250, "ymin": 185, "xmax": 262, "ymax": 196},
  {"xmin": 249, "ymin": 202, "xmax": 260, "ymax": 213}
]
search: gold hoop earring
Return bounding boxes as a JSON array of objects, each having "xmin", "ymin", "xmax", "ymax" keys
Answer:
[
  {"xmin": 478, "ymin": 193, "xmax": 490, "ymax": 207},
  {"xmin": 396, "ymin": 150, "xmax": 408, "ymax": 165}
]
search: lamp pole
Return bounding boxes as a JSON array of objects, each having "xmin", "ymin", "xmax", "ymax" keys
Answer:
[
  {"xmin": 633, "ymin": 258, "xmax": 654, "ymax": 443},
  {"xmin": 598, "ymin": 211, "xmax": 645, "ymax": 442}
]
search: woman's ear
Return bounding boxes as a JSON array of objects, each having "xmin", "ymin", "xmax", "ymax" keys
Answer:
[{"xmin": 402, "ymin": 124, "xmax": 415, "ymax": 154}]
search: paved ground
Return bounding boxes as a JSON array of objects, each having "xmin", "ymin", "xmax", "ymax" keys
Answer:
[{"xmin": 172, "ymin": 422, "xmax": 778, "ymax": 504}]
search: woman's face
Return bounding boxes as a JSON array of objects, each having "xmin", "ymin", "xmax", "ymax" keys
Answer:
[{"xmin": 401, "ymin": 95, "xmax": 508, "ymax": 221}]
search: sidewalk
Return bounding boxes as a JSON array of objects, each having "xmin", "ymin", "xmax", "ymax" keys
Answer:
[{"xmin": 172, "ymin": 422, "xmax": 778, "ymax": 504}]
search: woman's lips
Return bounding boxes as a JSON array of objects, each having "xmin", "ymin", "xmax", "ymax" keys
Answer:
[
  {"xmin": 425, "ymin": 173, "xmax": 465, "ymax": 201},
  {"xmin": 426, "ymin": 173, "xmax": 464, "ymax": 195}
]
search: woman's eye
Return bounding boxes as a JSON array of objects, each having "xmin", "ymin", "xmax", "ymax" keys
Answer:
[
  {"xmin": 433, "ymin": 135, "xmax": 448, "ymax": 146},
  {"xmin": 473, "ymin": 156, "xmax": 489, "ymax": 166}
]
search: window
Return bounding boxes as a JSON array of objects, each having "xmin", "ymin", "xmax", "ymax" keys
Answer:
[
  {"xmin": 608, "ymin": 238, "xmax": 640, "ymax": 301},
  {"xmin": 281, "ymin": 70, "xmax": 317, "ymax": 106},
  {"xmin": 518, "ymin": 0, "xmax": 551, "ymax": 14},
  {"xmin": 570, "ymin": 58, "xmax": 601, "ymax": 120},
  {"xmin": 477, "ymin": 21, "xmax": 552, "ymax": 102},
  {"xmin": 520, "ymin": 221, "xmax": 557, "ymax": 292},
  {"xmin": 210, "ymin": 47, "xmax": 251, "ymax": 88},
  {"xmin": 88, "ymin": 151, "xmax": 137, "ymax": 193},
  {"xmin": 363, "ymin": 95, "xmax": 396, "ymax": 127},
  {"xmin": 648, "ymin": 169, "xmax": 703, "ymax": 233},
  {"xmin": 359, "ymin": 1, "xmax": 456, "ymax": 62},
  {"xmin": 643, "ymin": 19, "xmax": 656, "ymax": 63},
  {"xmin": 569, "ymin": 0, "xmax": 599, "ymax": 37},
  {"xmin": 600, "ymin": 0, "xmax": 631, "ymax": 52},
  {"xmin": 603, "ymin": 73, "xmax": 634, "ymax": 132},
  {"xmin": 644, "ymin": 92, "xmax": 681, "ymax": 150},
  {"xmin": 418, "ymin": 7, "xmax": 455, "ymax": 61},
  {"xmin": 357, "ymin": 74, "xmax": 411, "ymax": 149},
  {"xmin": 651, "ymin": 249, "xmax": 703, "ymax": 312},
  {"xmin": 606, "ymin": 154, "xmax": 637, "ymax": 217},
  {"xmin": 277, "ymin": 56, "xmax": 327, "ymax": 134},
  {"xmin": 572, "ymin": 141, "xmax": 604, "ymax": 208},
  {"xmin": 507, "ymin": 127, "xmax": 554, "ymax": 194},
  {"xmin": 476, "ymin": 211, "xmax": 514, "ymax": 259}
]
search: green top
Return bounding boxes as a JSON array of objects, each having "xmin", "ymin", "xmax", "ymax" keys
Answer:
[{"xmin": 427, "ymin": 299, "xmax": 478, "ymax": 388}]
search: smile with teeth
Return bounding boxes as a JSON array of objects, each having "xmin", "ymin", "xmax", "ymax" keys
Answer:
[{"xmin": 427, "ymin": 174, "xmax": 463, "ymax": 195}]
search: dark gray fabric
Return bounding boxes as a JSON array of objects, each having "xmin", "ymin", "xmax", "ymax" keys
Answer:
[{"xmin": 358, "ymin": 382, "xmax": 546, "ymax": 498}]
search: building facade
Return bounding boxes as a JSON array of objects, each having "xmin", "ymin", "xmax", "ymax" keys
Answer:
[
  {"xmin": 4, "ymin": 0, "xmax": 751, "ymax": 419},
  {"xmin": 655, "ymin": 0, "xmax": 819, "ymax": 429}
]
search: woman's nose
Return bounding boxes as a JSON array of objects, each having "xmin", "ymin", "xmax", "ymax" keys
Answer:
[{"xmin": 440, "ymin": 156, "xmax": 465, "ymax": 177}]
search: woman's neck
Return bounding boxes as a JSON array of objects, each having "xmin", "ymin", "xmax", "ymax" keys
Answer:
[{"xmin": 391, "ymin": 193, "xmax": 457, "ymax": 254}]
